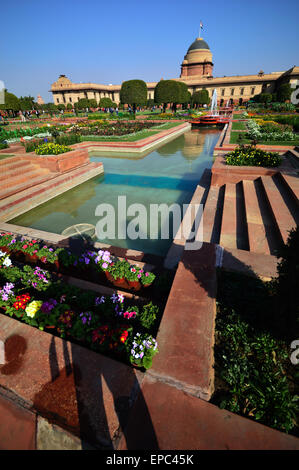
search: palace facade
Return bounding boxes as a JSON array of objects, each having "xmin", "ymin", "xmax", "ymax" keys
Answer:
[{"xmin": 50, "ymin": 36, "xmax": 299, "ymax": 106}]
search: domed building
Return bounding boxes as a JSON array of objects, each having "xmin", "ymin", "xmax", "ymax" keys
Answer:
[
  {"xmin": 50, "ymin": 35, "xmax": 299, "ymax": 108},
  {"xmin": 180, "ymin": 37, "xmax": 213, "ymax": 78}
]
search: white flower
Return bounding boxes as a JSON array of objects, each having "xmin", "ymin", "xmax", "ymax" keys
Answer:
[
  {"xmin": 3, "ymin": 257, "xmax": 12, "ymax": 267},
  {"xmin": 0, "ymin": 250, "xmax": 5, "ymax": 257}
]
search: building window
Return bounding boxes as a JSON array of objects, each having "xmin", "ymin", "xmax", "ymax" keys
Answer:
[
  {"xmin": 69, "ymin": 97, "xmax": 72, "ymax": 102},
  {"xmin": 149, "ymin": 93, "xmax": 152, "ymax": 99},
  {"xmin": 251, "ymin": 87, "xmax": 255, "ymax": 95},
  {"xmin": 57, "ymin": 98, "xmax": 59, "ymax": 103},
  {"xmin": 240, "ymin": 88, "xmax": 244, "ymax": 96},
  {"xmin": 221, "ymin": 89, "xmax": 225, "ymax": 96},
  {"xmin": 231, "ymin": 89, "xmax": 234, "ymax": 96}
]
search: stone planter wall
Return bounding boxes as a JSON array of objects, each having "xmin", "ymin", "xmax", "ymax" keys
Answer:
[{"xmin": 23, "ymin": 148, "xmax": 89, "ymax": 173}]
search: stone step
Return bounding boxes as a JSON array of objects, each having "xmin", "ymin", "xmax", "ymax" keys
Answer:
[
  {"xmin": 163, "ymin": 184, "xmax": 206, "ymax": 269},
  {"xmin": 242, "ymin": 180, "xmax": 271, "ymax": 255},
  {"xmin": 0, "ymin": 158, "xmax": 32, "ymax": 172},
  {"xmin": 201, "ymin": 185, "xmax": 223, "ymax": 244},
  {"xmin": 279, "ymin": 173, "xmax": 299, "ymax": 204},
  {"xmin": 220, "ymin": 183, "xmax": 237, "ymax": 249},
  {"xmin": 1, "ymin": 168, "xmax": 50, "ymax": 192},
  {"xmin": 0, "ymin": 162, "xmax": 103, "ymax": 221},
  {"xmin": 260, "ymin": 176, "xmax": 297, "ymax": 245},
  {"xmin": 0, "ymin": 172, "xmax": 58, "ymax": 202},
  {"xmin": 286, "ymin": 149, "xmax": 299, "ymax": 169},
  {"xmin": 1, "ymin": 162, "xmax": 39, "ymax": 179}
]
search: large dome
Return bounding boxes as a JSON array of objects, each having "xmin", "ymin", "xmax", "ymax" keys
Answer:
[
  {"xmin": 180, "ymin": 36, "xmax": 213, "ymax": 78},
  {"xmin": 187, "ymin": 38, "xmax": 210, "ymax": 52}
]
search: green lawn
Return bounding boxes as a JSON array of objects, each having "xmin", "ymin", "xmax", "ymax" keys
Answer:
[
  {"xmin": 231, "ymin": 121, "xmax": 247, "ymax": 131},
  {"xmin": 230, "ymin": 132, "xmax": 251, "ymax": 144},
  {"xmin": 80, "ymin": 130, "xmax": 159, "ymax": 142}
]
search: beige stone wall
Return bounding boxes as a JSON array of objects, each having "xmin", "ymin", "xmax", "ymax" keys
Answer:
[{"xmin": 51, "ymin": 67, "xmax": 298, "ymax": 106}]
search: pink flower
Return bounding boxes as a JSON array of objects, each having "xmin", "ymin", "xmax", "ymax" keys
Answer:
[
  {"xmin": 23, "ymin": 245, "xmax": 28, "ymax": 249},
  {"xmin": 102, "ymin": 262, "xmax": 108, "ymax": 269}
]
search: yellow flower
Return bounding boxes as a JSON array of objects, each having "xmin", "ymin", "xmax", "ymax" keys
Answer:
[{"xmin": 25, "ymin": 300, "xmax": 43, "ymax": 318}]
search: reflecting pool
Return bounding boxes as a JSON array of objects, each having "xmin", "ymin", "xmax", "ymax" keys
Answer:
[{"xmin": 10, "ymin": 128, "xmax": 220, "ymax": 256}]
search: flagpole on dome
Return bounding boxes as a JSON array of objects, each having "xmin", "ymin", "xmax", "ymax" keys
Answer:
[{"xmin": 199, "ymin": 21, "xmax": 203, "ymax": 38}]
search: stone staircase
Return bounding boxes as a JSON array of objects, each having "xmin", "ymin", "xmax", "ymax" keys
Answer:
[
  {"xmin": 164, "ymin": 171, "xmax": 298, "ymax": 272},
  {"xmin": 0, "ymin": 156, "xmax": 104, "ymax": 222},
  {"xmin": 199, "ymin": 173, "xmax": 298, "ymax": 256},
  {"xmin": 0, "ymin": 157, "xmax": 55, "ymax": 200}
]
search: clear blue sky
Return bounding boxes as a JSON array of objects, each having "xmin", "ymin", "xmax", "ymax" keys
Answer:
[{"xmin": 1, "ymin": 0, "xmax": 298, "ymax": 103}]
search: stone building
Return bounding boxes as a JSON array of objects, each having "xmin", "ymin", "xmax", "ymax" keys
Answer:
[{"xmin": 50, "ymin": 36, "xmax": 299, "ymax": 106}]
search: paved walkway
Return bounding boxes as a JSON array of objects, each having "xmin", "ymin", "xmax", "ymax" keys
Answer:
[{"xmin": 0, "ymin": 243, "xmax": 298, "ymax": 450}]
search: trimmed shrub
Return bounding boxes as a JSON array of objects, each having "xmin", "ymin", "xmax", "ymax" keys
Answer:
[{"xmin": 225, "ymin": 144, "xmax": 282, "ymax": 167}]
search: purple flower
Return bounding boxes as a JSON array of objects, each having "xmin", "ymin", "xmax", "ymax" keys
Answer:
[
  {"xmin": 102, "ymin": 262, "xmax": 108, "ymax": 269},
  {"xmin": 110, "ymin": 293, "xmax": 119, "ymax": 303},
  {"xmin": 41, "ymin": 299, "xmax": 57, "ymax": 314},
  {"xmin": 95, "ymin": 296, "xmax": 105, "ymax": 305},
  {"xmin": 80, "ymin": 312, "xmax": 92, "ymax": 325},
  {"xmin": 1, "ymin": 293, "xmax": 8, "ymax": 301},
  {"xmin": 4, "ymin": 282, "xmax": 14, "ymax": 292}
]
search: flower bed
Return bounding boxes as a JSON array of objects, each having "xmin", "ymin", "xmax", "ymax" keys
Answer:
[
  {"xmin": 0, "ymin": 233, "xmax": 157, "ymax": 293},
  {"xmin": 35, "ymin": 142, "xmax": 72, "ymax": 155},
  {"xmin": 0, "ymin": 249, "xmax": 159, "ymax": 370},
  {"xmin": 212, "ymin": 269, "xmax": 298, "ymax": 436},
  {"xmin": 246, "ymin": 119, "xmax": 298, "ymax": 142},
  {"xmin": 225, "ymin": 145, "xmax": 282, "ymax": 167}
]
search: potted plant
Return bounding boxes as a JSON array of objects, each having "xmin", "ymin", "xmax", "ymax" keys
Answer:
[
  {"xmin": 125, "ymin": 264, "xmax": 142, "ymax": 291},
  {"xmin": 140, "ymin": 271, "xmax": 156, "ymax": 288},
  {"xmin": 127, "ymin": 332, "xmax": 158, "ymax": 369}
]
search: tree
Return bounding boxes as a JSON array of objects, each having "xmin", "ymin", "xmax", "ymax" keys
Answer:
[
  {"xmin": 192, "ymin": 89, "xmax": 210, "ymax": 108},
  {"xmin": 177, "ymin": 82, "xmax": 190, "ymax": 109},
  {"xmin": 277, "ymin": 83, "xmax": 292, "ymax": 103},
  {"xmin": 0, "ymin": 90, "xmax": 20, "ymax": 113},
  {"xmin": 147, "ymin": 98, "xmax": 155, "ymax": 108},
  {"xmin": 56, "ymin": 103, "xmax": 66, "ymax": 111},
  {"xmin": 45, "ymin": 103, "xmax": 57, "ymax": 112},
  {"xmin": 120, "ymin": 80, "xmax": 147, "ymax": 113},
  {"xmin": 19, "ymin": 96, "xmax": 35, "ymax": 110},
  {"xmin": 74, "ymin": 98, "xmax": 90, "ymax": 110},
  {"xmin": 259, "ymin": 93, "xmax": 272, "ymax": 104},
  {"xmin": 99, "ymin": 97, "xmax": 114, "ymax": 108},
  {"xmin": 66, "ymin": 103, "xmax": 73, "ymax": 110},
  {"xmin": 154, "ymin": 80, "xmax": 181, "ymax": 112}
]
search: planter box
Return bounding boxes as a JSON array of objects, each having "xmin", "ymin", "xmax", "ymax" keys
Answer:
[
  {"xmin": 211, "ymin": 155, "xmax": 295, "ymax": 186},
  {"xmin": 24, "ymin": 148, "xmax": 89, "ymax": 173}
]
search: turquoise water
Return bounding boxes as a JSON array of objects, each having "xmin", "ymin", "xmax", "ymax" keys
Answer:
[{"xmin": 10, "ymin": 129, "xmax": 220, "ymax": 256}]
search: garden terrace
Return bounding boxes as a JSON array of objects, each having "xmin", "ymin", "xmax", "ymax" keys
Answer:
[
  {"xmin": 0, "ymin": 119, "xmax": 299, "ymax": 449},
  {"xmin": 0, "ymin": 228, "xmax": 298, "ymax": 450}
]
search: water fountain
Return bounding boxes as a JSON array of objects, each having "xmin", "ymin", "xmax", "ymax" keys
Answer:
[
  {"xmin": 190, "ymin": 88, "xmax": 231, "ymax": 126},
  {"xmin": 210, "ymin": 89, "xmax": 219, "ymax": 116}
]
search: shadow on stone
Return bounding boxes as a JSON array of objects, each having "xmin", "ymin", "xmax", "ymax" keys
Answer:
[
  {"xmin": 32, "ymin": 336, "xmax": 159, "ymax": 450},
  {"xmin": 0, "ymin": 334, "xmax": 27, "ymax": 376}
]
